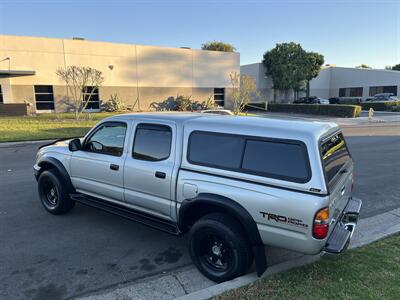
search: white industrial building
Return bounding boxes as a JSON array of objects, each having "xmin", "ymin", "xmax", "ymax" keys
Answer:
[{"xmin": 241, "ymin": 63, "xmax": 400, "ymax": 102}]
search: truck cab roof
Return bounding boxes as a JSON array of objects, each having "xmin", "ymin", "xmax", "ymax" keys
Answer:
[{"xmin": 105, "ymin": 112, "xmax": 340, "ymax": 142}]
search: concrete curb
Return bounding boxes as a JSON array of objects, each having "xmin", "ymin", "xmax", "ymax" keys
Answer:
[
  {"xmin": 0, "ymin": 139, "xmax": 55, "ymax": 148},
  {"xmin": 78, "ymin": 205, "xmax": 400, "ymax": 300}
]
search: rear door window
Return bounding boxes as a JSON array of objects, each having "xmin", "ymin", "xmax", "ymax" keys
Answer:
[
  {"xmin": 133, "ymin": 124, "xmax": 172, "ymax": 161},
  {"xmin": 321, "ymin": 132, "xmax": 351, "ymax": 186}
]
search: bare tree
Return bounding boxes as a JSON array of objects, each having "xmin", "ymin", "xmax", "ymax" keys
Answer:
[
  {"xmin": 56, "ymin": 66, "xmax": 104, "ymax": 120},
  {"xmin": 230, "ymin": 72, "xmax": 259, "ymax": 115}
]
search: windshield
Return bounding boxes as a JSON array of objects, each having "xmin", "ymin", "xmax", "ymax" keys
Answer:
[{"xmin": 321, "ymin": 132, "xmax": 351, "ymax": 186}]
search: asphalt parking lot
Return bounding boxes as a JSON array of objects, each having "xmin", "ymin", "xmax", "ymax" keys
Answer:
[{"xmin": 1, "ymin": 129, "xmax": 399, "ymax": 299}]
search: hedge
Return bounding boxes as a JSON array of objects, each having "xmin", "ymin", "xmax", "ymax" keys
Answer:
[
  {"xmin": 338, "ymin": 98, "xmax": 362, "ymax": 105},
  {"xmin": 246, "ymin": 103, "xmax": 361, "ymax": 118},
  {"xmin": 360, "ymin": 101, "xmax": 400, "ymax": 111}
]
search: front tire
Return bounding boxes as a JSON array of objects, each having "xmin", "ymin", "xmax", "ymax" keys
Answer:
[
  {"xmin": 38, "ymin": 169, "xmax": 75, "ymax": 215},
  {"xmin": 188, "ymin": 213, "xmax": 253, "ymax": 283}
]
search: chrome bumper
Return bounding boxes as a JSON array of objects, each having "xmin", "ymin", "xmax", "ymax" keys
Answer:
[{"xmin": 323, "ymin": 197, "xmax": 362, "ymax": 254}]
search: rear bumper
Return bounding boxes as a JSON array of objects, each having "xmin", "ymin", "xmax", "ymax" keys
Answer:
[{"xmin": 323, "ymin": 197, "xmax": 362, "ymax": 254}]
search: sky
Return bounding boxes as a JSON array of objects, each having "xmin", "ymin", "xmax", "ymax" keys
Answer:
[{"xmin": 0, "ymin": 0, "xmax": 399, "ymax": 68}]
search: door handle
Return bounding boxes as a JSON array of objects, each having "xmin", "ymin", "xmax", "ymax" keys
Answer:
[
  {"xmin": 110, "ymin": 164, "xmax": 119, "ymax": 171},
  {"xmin": 155, "ymin": 171, "xmax": 166, "ymax": 179}
]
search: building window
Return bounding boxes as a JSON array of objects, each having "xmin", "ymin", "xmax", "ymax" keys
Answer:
[
  {"xmin": 214, "ymin": 88, "xmax": 225, "ymax": 107},
  {"xmin": 0, "ymin": 85, "xmax": 3, "ymax": 103},
  {"xmin": 339, "ymin": 87, "xmax": 363, "ymax": 97},
  {"xmin": 83, "ymin": 86, "xmax": 100, "ymax": 110},
  {"xmin": 369, "ymin": 86, "xmax": 397, "ymax": 96},
  {"xmin": 34, "ymin": 85, "xmax": 55, "ymax": 110}
]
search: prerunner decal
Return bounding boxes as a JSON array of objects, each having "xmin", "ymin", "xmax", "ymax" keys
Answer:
[{"xmin": 260, "ymin": 211, "xmax": 308, "ymax": 228}]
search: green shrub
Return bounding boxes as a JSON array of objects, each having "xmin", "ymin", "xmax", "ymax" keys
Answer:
[
  {"xmin": 175, "ymin": 95, "xmax": 193, "ymax": 111},
  {"xmin": 150, "ymin": 95, "xmax": 216, "ymax": 112},
  {"xmin": 339, "ymin": 98, "xmax": 362, "ymax": 105},
  {"xmin": 199, "ymin": 96, "xmax": 217, "ymax": 110},
  {"xmin": 101, "ymin": 93, "xmax": 126, "ymax": 112},
  {"xmin": 247, "ymin": 103, "xmax": 361, "ymax": 118},
  {"xmin": 360, "ymin": 101, "xmax": 400, "ymax": 111}
]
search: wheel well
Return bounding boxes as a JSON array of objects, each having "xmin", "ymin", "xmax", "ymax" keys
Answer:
[
  {"xmin": 179, "ymin": 196, "xmax": 268, "ymax": 276},
  {"xmin": 180, "ymin": 202, "xmax": 246, "ymax": 235},
  {"xmin": 37, "ymin": 159, "xmax": 75, "ymax": 193},
  {"xmin": 38, "ymin": 162, "xmax": 55, "ymax": 176}
]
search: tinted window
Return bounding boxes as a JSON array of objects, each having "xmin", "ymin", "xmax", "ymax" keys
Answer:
[
  {"xmin": 34, "ymin": 85, "xmax": 54, "ymax": 110},
  {"xmin": 350, "ymin": 87, "xmax": 363, "ymax": 97},
  {"xmin": 338, "ymin": 87, "xmax": 363, "ymax": 97},
  {"xmin": 82, "ymin": 86, "xmax": 100, "ymax": 110},
  {"xmin": 85, "ymin": 122, "xmax": 127, "ymax": 156},
  {"xmin": 34, "ymin": 85, "xmax": 53, "ymax": 93},
  {"xmin": 242, "ymin": 140, "xmax": 310, "ymax": 182},
  {"xmin": 188, "ymin": 132, "xmax": 311, "ymax": 183},
  {"xmin": 321, "ymin": 132, "xmax": 351, "ymax": 185},
  {"xmin": 370, "ymin": 85, "xmax": 397, "ymax": 96},
  {"xmin": 133, "ymin": 124, "xmax": 172, "ymax": 161},
  {"xmin": 188, "ymin": 132, "xmax": 245, "ymax": 169},
  {"xmin": 36, "ymin": 102, "xmax": 55, "ymax": 110},
  {"xmin": 35, "ymin": 94, "xmax": 54, "ymax": 102},
  {"xmin": 214, "ymin": 88, "xmax": 225, "ymax": 107}
]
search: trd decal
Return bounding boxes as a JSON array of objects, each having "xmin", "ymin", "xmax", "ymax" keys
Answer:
[{"xmin": 260, "ymin": 211, "xmax": 308, "ymax": 228}]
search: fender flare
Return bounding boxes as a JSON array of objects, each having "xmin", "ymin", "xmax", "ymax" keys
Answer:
[
  {"xmin": 37, "ymin": 157, "xmax": 75, "ymax": 194},
  {"xmin": 179, "ymin": 193, "xmax": 267, "ymax": 276}
]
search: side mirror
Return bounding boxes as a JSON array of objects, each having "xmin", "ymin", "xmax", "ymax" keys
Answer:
[{"xmin": 69, "ymin": 138, "xmax": 82, "ymax": 152}]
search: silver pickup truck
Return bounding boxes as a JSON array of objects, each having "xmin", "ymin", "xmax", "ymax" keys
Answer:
[{"xmin": 34, "ymin": 113, "xmax": 361, "ymax": 282}]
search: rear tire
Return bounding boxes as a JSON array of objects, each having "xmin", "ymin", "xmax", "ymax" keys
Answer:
[
  {"xmin": 38, "ymin": 169, "xmax": 75, "ymax": 215},
  {"xmin": 188, "ymin": 213, "xmax": 253, "ymax": 283}
]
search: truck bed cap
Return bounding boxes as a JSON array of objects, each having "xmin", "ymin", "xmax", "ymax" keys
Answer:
[{"xmin": 106, "ymin": 112, "xmax": 339, "ymax": 140}]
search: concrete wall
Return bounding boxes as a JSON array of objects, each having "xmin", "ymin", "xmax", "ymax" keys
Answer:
[
  {"xmin": 0, "ymin": 35, "xmax": 239, "ymax": 111},
  {"xmin": 240, "ymin": 63, "xmax": 296, "ymax": 103},
  {"xmin": 309, "ymin": 67, "xmax": 332, "ymax": 98}
]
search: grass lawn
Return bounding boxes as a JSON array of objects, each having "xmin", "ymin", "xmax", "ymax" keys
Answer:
[
  {"xmin": 218, "ymin": 234, "xmax": 400, "ymax": 300},
  {"xmin": 0, "ymin": 112, "xmax": 118, "ymax": 142},
  {"xmin": 0, "ymin": 111, "xmax": 255, "ymax": 143}
]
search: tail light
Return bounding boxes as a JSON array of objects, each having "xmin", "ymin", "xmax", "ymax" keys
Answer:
[{"xmin": 313, "ymin": 207, "xmax": 330, "ymax": 239}]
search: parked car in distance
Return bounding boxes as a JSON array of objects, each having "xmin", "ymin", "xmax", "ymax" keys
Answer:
[
  {"xmin": 329, "ymin": 97, "xmax": 340, "ymax": 104},
  {"xmin": 318, "ymin": 98, "xmax": 330, "ymax": 104},
  {"xmin": 200, "ymin": 109, "xmax": 233, "ymax": 115},
  {"xmin": 368, "ymin": 93, "xmax": 399, "ymax": 102},
  {"xmin": 294, "ymin": 96, "xmax": 330, "ymax": 104},
  {"xmin": 33, "ymin": 113, "xmax": 361, "ymax": 283}
]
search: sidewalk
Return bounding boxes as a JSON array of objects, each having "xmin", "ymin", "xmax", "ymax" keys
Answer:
[{"xmin": 78, "ymin": 204, "xmax": 400, "ymax": 300}]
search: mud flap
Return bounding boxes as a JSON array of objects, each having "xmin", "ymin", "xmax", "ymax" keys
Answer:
[{"xmin": 254, "ymin": 245, "xmax": 267, "ymax": 276}]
